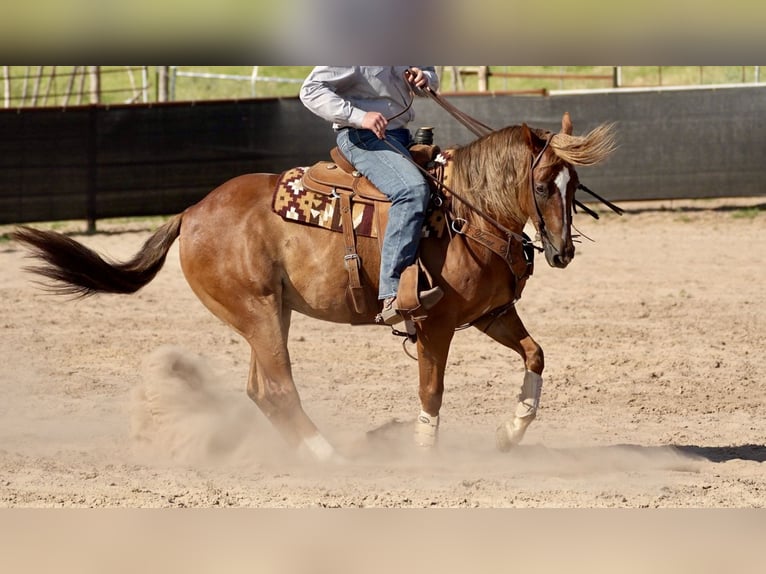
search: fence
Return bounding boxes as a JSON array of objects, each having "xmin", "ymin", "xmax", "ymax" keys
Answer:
[
  {"xmin": 2, "ymin": 66, "xmax": 151, "ymax": 108},
  {"xmin": 4, "ymin": 67, "xmax": 765, "ymax": 108},
  {"xmin": 168, "ymin": 66, "xmax": 304, "ymax": 100},
  {"xmin": 1, "ymin": 85, "xmax": 764, "ymax": 228},
  {"xmin": 437, "ymin": 67, "xmax": 764, "ymax": 93},
  {"xmin": 0, "ymin": 99, "xmax": 334, "ymax": 229},
  {"xmin": 410, "ymin": 85, "xmax": 766, "ymax": 204}
]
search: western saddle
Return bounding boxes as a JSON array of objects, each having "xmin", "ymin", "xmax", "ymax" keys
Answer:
[{"xmin": 300, "ymin": 143, "xmax": 444, "ymax": 318}]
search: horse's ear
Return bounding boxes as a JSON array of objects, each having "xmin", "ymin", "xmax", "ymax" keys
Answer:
[
  {"xmin": 521, "ymin": 123, "xmax": 534, "ymax": 147},
  {"xmin": 561, "ymin": 112, "xmax": 573, "ymax": 135},
  {"xmin": 522, "ymin": 122, "xmax": 545, "ymax": 152}
]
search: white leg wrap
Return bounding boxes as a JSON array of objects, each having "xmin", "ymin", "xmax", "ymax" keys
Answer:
[
  {"xmin": 414, "ymin": 410, "xmax": 439, "ymax": 447},
  {"xmin": 497, "ymin": 371, "xmax": 542, "ymax": 452},
  {"xmin": 299, "ymin": 433, "xmax": 336, "ymax": 462},
  {"xmin": 514, "ymin": 370, "xmax": 543, "ymax": 418}
]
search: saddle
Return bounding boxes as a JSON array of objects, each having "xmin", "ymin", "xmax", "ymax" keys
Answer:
[
  {"xmin": 272, "ymin": 143, "xmax": 445, "ymax": 318},
  {"xmin": 302, "ymin": 144, "xmax": 441, "ymax": 201}
]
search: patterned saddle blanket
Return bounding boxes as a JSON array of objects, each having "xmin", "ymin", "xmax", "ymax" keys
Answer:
[
  {"xmin": 272, "ymin": 146, "xmax": 447, "ymax": 239},
  {"xmin": 270, "ymin": 145, "xmax": 448, "ymax": 316}
]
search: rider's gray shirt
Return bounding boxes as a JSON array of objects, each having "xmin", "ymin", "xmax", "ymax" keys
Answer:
[{"xmin": 299, "ymin": 66, "xmax": 439, "ymax": 131}]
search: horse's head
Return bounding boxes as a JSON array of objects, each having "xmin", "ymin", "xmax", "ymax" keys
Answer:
[
  {"xmin": 521, "ymin": 113, "xmax": 616, "ymax": 268},
  {"xmin": 446, "ymin": 114, "xmax": 616, "ymax": 272},
  {"xmin": 521, "ymin": 116, "xmax": 576, "ymax": 268}
]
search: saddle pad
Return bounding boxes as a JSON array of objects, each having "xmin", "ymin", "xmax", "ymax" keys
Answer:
[
  {"xmin": 272, "ymin": 166, "xmax": 446, "ymax": 239},
  {"xmin": 273, "ymin": 166, "xmax": 377, "ymax": 237}
]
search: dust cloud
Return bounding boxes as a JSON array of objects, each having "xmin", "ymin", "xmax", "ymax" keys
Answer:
[
  {"xmin": 130, "ymin": 346, "xmax": 282, "ymax": 468},
  {"xmin": 129, "ymin": 346, "xmax": 703, "ymax": 481}
]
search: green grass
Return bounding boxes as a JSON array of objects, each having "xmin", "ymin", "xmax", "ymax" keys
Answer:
[
  {"xmin": 2, "ymin": 66, "xmax": 763, "ymax": 106},
  {"xmin": 169, "ymin": 66, "xmax": 314, "ymax": 100},
  {"xmin": 731, "ymin": 207, "xmax": 760, "ymax": 219}
]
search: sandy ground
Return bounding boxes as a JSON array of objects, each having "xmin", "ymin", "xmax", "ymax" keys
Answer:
[{"xmin": 0, "ymin": 196, "xmax": 764, "ymax": 508}]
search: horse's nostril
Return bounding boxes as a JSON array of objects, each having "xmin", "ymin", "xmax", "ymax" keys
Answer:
[{"xmin": 551, "ymin": 252, "xmax": 571, "ymax": 268}]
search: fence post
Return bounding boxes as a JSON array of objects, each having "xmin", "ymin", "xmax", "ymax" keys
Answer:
[
  {"xmin": 251, "ymin": 66, "xmax": 259, "ymax": 97},
  {"xmin": 2, "ymin": 66, "xmax": 9, "ymax": 108},
  {"xmin": 142, "ymin": 67, "xmax": 149, "ymax": 102},
  {"xmin": 88, "ymin": 66, "xmax": 100, "ymax": 104},
  {"xmin": 86, "ymin": 106, "xmax": 98, "ymax": 233},
  {"xmin": 157, "ymin": 66, "xmax": 169, "ymax": 102},
  {"xmin": 477, "ymin": 66, "xmax": 488, "ymax": 91},
  {"xmin": 168, "ymin": 66, "xmax": 176, "ymax": 101}
]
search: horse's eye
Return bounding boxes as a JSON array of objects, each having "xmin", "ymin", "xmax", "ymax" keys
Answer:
[{"xmin": 534, "ymin": 183, "xmax": 547, "ymax": 195}]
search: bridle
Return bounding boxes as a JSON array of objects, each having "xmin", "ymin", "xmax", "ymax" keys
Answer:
[
  {"xmin": 380, "ymin": 136, "xmax": 541, "ymax": 290},
  {"xmin": 420, "ymin": 78, "xmax": 624, "ymax": 217},
  {"xmin": 382, "ymin": 73, "xmax": 622, "ymax": 294},
  {"xmin": 381, "ymin": 72, "xmax": 623, "ymax": 341},
  {"xmin": 379, "ymin": 79, "xmax": 550, "ymax": 292},
  {"xmin": 528, "ymin": 135, "xmax": 555, "ymax": 249}
]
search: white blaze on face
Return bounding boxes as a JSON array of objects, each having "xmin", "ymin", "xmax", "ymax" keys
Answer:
[{"xmin": 554, "ymin": 167, "xmax": 571, "ymax": 241}]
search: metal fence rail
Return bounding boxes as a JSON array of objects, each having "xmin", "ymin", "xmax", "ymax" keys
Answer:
[
  {"xmin": 168, "ymin": 66, "xmax": 304, "ymax": 100},
  {"xmin": 3, "ymin": 67, "xmax": 765, "ymax": 108},
  {"xmin": 2, "ymin": 66, "xmax": 150, "ymax": 108}
]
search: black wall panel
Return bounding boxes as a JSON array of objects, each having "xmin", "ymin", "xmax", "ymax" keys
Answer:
[{"xmin": 1, "ymin": 86, "xmax": 764, "ymax": 225}]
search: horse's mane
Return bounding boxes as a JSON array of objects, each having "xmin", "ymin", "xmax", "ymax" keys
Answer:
[
  {"xmin": 448, "ymin": 122, "xmax": 616, "ymax": 226},
  {"xmin": 549, "ymin": 122, "xmax": 617, "ymax": 167},
  {"xmin": 448, "ymin": 126, "xmax": 530, "ymax": 225}
]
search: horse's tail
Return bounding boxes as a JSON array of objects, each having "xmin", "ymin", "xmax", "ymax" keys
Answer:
[{"xmin": 11, "ymin": 214, "xmax": 183, "ymax": 297}]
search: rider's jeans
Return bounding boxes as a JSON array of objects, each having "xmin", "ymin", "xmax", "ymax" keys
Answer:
[{"xmin": 337, "ymin": 127, "xmax": 430, "ymax": 300}]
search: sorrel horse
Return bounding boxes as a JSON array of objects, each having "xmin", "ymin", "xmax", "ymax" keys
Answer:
[{"xmin": 12, "ymin": 112, "xmax": 615, "ymax": 462}]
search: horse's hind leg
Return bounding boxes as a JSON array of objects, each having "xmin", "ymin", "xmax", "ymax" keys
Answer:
[
  {"xmin": 242, "ymin": 298, "xmax": 340, "ymax": 462},
  {"xmin": 473, "ymin": 307, "xmax": 544, "ymax": 451}
]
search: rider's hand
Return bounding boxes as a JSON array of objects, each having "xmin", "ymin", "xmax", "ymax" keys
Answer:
[
  {"xmin": 405, "ymin": 67, "xmax": 430, "ymax": 90},
  {"xmin": 362, "ymin": 111, "xmax": 388, "ymax": 139}
]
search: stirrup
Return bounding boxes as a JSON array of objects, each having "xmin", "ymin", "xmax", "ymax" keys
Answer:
[
  {"xmin": 418, "ymin": 286, "xmax": 445, "ymax": 309},
  {"xmin": 378, "ymin": 297, "xmax": 404, "ymax": 325},
  {"xmin": 376, "ymin": 286, "xmax": 444, "ymax": 326}
]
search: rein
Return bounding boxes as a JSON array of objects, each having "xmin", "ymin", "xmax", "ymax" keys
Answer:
[
  {"xmin": 383, "ymin": 72, "xmax": 621, "ymax": 300},
  {"xmin": 380, "ymin": 74, "xmax": 543, "ymax": 291},
  {"xmin": 378, "ymin": 131, "xmax": 540, "ymax": 245},
  {"xmin": 420, "ymin": 77, "xmax": 624, "ymax": 219},
  {"xmin": 380, "ymin": 136, "xmax": 541, "ymax": 290},
  {"xmin": 384, "ymin": 72, "xmax": 622, "ymax": 343},
  {"xmin": 423, "ymin": 86, "xmax": 494, "ymax": 137},
  {"xmin": 388, "ymin": 76, "xmax": 540, "ymax": 252}
]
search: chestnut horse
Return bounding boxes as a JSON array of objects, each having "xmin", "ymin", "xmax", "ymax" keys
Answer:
[{"xmin": 12, "ymin": 112, "xmax": 615, "ymax": 462}]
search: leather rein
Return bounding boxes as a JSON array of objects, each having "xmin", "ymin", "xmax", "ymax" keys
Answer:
[
  {"xmin": 383, "ymin": 76, "xmax": 622, "ymax": 324},
  {"xmin": 384, "ymin": 84, "xmax": 547, "ymax": 290},
  {"xmin": 422, "ymin": 82, "xmax": 624, "ymax": 217}
]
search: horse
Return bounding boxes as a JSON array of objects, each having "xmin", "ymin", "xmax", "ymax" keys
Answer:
[{"xmin": 11, "ymin": 112, "xmax": 616, "ymax": 462}]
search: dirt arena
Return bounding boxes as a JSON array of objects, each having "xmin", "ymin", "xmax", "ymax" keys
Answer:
[{"xmin": 0, "ymin": 196, "xmax": 764, "ymax": 508}]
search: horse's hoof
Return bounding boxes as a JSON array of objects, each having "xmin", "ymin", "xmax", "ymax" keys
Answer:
[
  {"xmin": 414, "ymin": 417, "xmax": 439, "ymax": 448},
  {"xmin": 495, "ymin": 417, "xmax": 531, "ymax": 452},
  {"xmin": 495, "ymin": 422, "xmax": 516, "ymax": 452}
]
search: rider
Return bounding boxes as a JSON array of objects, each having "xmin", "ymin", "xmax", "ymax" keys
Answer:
[{"xmin": 299, "ymin": 66, "xmax": 443, "ymax": 324}]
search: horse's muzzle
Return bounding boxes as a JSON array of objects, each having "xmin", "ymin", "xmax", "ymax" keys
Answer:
[{"xmin": 544, "ymin": 240, "xmax": 574, "ymax": 268}]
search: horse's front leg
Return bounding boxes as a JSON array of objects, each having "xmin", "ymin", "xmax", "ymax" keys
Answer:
[
  {"xmin": 473, "ymin": 306, "xmax": 544, "ymax": 451},
  {"xmin": 414, "ymin": 323, "xmax": 454, "ymax": 447}
]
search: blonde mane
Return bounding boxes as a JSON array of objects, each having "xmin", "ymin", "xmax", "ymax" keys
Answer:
[
  {"xmin": 549, "ymin": 122, "xmax": 617, "ymax": 166},
  {"xmin": 447, "ymin": 122, "xmax": 617, "ymax": 226}
]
